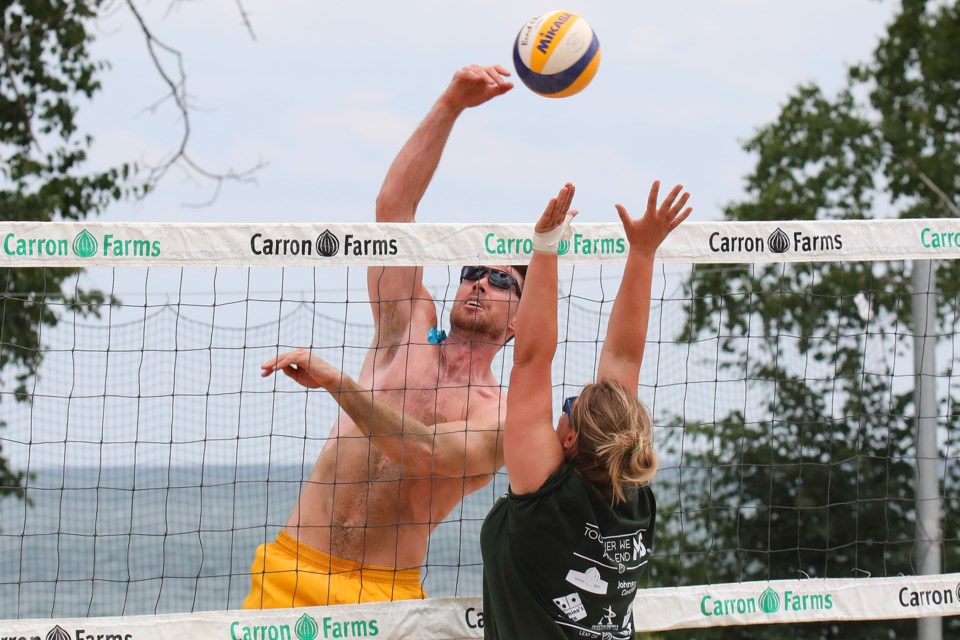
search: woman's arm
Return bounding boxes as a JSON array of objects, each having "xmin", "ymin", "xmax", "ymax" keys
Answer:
[
  {"xmin": 597, "ymin": 180, "xmax": 692, "ymax": 390},
  {"xmin": 503, "ymin": 183, "xmax": 577, "ymax": 494}
]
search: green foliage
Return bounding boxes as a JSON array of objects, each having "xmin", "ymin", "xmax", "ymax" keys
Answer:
[
  {"xmin": 0, "ymin": 2, "xmax": 139, "ymax": 502},
  {"xmin": 865, "ymin": 0, "xmax": 960, "ymax": 209},
  {"xmin": 652, "ymin": 2, "xmax": 960, "ymax": 637}
]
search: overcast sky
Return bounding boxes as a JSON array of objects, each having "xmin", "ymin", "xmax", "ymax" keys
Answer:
[{"xmin": 79, "ymin": 0, "xmax": 898, "ymax": 227}]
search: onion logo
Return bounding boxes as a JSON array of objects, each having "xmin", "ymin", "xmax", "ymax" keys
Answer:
[
  {"xmin": 316, "ymin": 230, "xmax": 339, "ymax": 257},
  {"xmin": 295, "ymin": 613, "xmax": 319, "ymax": 640},
  {"xmin": 72, "ymin": 229, "xmax": 98, "ymax": 258},
  {"xmin": 768, "ymin": 228, "xmax": 790, "ymax": 254},
  {"xmin": 758, "ymin": 587, "xmax": 781, "ymax": 614},
  {"xmin": 46, "ymin": 626, "xmax": 71, "ymax": 640}
]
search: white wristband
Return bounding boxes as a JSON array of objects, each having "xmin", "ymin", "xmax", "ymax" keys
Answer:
[{"xmin": 532, "ymin": 215, "xmax": 574, "ymax": 253}]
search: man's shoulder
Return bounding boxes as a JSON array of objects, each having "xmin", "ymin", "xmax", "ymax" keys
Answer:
[{"xmin": 464, "ymin": 384, "xmax": 508, "ymax": 425}]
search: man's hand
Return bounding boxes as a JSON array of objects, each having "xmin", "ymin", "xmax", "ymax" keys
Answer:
[
  {"xmin": 261, "ymin": 349, "xmax": 342, "ymax": 391},
  {"xmin": 440, "ymin": 64, "xmax": 514, "ymax": 111}
]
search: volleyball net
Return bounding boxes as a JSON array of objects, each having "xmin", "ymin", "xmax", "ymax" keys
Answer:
[{"xmin": 1, "ymin": 219, "xmax": 959, "ymax": 638}]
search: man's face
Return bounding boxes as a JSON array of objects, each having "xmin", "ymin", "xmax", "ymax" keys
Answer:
[{"xmin": 450, "ymin": 265, "xmax": 524, "ymax": 341}]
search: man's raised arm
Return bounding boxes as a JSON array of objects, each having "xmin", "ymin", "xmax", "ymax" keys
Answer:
[
  {"xmin": 375, "ymin": 64, "xmax": 513, "ymax": 223},
  {"xmin": 369, "ymin": 65, "xmax": 513, "ymax": 346}
]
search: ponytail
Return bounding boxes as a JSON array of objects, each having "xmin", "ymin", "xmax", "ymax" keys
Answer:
[{"xmin": 568, "ymin": 379, "xmax": 658, "ymax": 503}]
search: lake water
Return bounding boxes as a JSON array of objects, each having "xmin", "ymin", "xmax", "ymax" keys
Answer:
[{"xmin": 0, "ymin": 464, "xmax": 507, "ymax": 619}]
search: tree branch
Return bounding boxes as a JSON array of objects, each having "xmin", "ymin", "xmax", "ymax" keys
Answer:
[
  {"xmin": 233, "ymin": 0, "xmax": 257, "ymax": 41},
  {"xmin": 917, "ymin": 171, "xmax": 960, "ymax": 218},
  {"xmin": 124, "ymin": 0, "xmax": 264, "ymax": 206}
]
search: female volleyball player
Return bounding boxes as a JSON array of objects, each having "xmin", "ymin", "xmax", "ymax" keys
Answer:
[{"xmin": 480, "ymin": 180, "xmax": 691, "ymax": 639}]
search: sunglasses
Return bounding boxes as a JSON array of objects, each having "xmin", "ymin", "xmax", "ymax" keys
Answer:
[
  {"xmin": 460, "ymin": 266, "xmax": 522, "ymax": 298},
  {"xmin": 562, "ymin": 395, "xmax": 579, "ymax": 426}
]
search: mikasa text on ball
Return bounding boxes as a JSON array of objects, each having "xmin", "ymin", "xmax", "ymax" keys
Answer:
[{"xmin": 513, "ymin": 10, "xmax": 600, "ymax": 98}]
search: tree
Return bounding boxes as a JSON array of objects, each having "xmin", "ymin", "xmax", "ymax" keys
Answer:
[
  {"xmin": 649, "ymin": 1, "xmax": 960, "ymax": 638},
  {"xmin": 0, "ymin": 1, "xmax": 257, "ymax": 504},
  {"xmin": 0, "ymin": 0, "xmax": 129, "ymax": 503}
]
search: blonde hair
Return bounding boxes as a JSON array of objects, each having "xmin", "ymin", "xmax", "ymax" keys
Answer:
[{"xmin": 567, "ymin": 378, "xmax": 658, "ymax": 503}]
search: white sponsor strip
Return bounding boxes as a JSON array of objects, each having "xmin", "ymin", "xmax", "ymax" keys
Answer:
[
  {"xmin": 0, "ymin": 596, "xmax": 485, "ymax": 640},
  {"xmin": 2, "ymin": 575, "xmax": 958, "ymax": 638},
  {"xmin": 632, "ymin": 573, "xmax": 960, "ymax": 631},
  {"xmin": 2, "ymin": 219, "xmax": 960, "ymax": 267}
]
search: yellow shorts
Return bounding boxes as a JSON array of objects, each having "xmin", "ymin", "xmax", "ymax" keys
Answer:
[{"xmin": 242, "ymin": 530, "xmax": 426, "ymax": 609}]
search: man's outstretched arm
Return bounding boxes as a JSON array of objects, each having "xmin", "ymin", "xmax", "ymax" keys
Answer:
[{"xmin": 262, "ymin": 349, "xmax": 503, "ymax": 479}]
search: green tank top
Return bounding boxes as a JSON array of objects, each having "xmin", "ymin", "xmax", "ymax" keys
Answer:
[{"xmin": 480, "ymin": 462, "xmax": 656, "ymax": 640}]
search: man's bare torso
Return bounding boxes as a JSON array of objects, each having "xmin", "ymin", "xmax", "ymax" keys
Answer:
[{"xmin": 284, "ymin": 337, "xmax": 504, "ymax": 569}]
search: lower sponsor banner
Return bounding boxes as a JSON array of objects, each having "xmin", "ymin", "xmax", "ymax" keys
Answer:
[
  {"xmin": 0, "ymin": 598, "xmax": 484, "ymax": 640},
  {"xmin": 2, "ymin": 575, "xmax": 959, "ymax": 638},
  {"xmin": 634, "ymin": 573, "xmax": 960, "ymax": 631}
]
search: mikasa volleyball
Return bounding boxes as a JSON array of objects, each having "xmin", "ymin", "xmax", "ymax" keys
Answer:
[{"xmin": 513, "ymin": 10, "xmax": 600, "ymax": 98}]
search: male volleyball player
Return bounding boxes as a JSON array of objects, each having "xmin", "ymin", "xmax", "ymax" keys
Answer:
[{"xmin": 243, "ymin": 64, "xmax": 519, "ymax": 608}]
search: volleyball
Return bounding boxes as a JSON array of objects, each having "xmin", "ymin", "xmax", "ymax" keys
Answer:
[{"xmin": 512, "ymin": 10, "xmax": 600, "ymax": 98}]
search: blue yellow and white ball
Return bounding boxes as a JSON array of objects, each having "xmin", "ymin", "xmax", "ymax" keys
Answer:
[{"xmin": 513, "ymin": 10, "xmax": 601, "ymax": 98}]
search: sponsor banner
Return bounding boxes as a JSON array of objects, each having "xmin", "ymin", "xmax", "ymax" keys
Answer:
[
  {"xmin": 2, "ymin": 575, "xmax": 958, "ymax": 638},
  {"xmin": 1, "ymin": 219, "xmax": 959, "ymax": 267},
  {"xmin": 0, "ymin": 597, "xmax": 485, "ymax": 640},
  {"xmin": 633, "ymin": 573, "xmax": 960, "ymax": 631}
]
